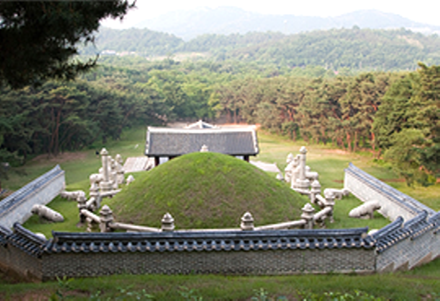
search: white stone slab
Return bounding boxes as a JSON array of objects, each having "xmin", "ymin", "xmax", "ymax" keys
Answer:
[
  {"xmin": 250, "ymin": 161, "xmax": 280, "ymax": 173},
  {"xmin": 123, "ymin": 157, "xmax": 153, "ymax": 173}
]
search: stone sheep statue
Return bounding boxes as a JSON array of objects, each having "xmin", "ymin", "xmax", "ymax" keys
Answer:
[
  {"xmin": 60, "ymin": 190, "xmax": 86, "ymax": 201},
  {"xmin": 305, "ymin": 166, "xmax": 319, "ymax": 181},
  {"xmin": 126, "ymin": 175, "xmax": 135, "ymax": 185},
  {"xmin": 31, "ymin": 204, "xmax": 64, "ymax": 222},
  {"xmin": 323, "ymin": 188, "xmax": 350, "ymax": 200},
  {"xmin": 349, "ymin": 201, "xmax": 381, "ymax": 219}
]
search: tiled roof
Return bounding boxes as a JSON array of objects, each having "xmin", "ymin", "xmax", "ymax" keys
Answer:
[
  {"xmin": 185, "ymin": 120, "xmax": 216, "ymax": 129},
  {"xmin": 345, "ymin": 163, "xmax": 435, "ymax": 216},
  {"xmin": 44, "ymin": 227, "xmax": 374, "ymax": 254},
  {"xmin": 371, "ymin": 217, "xmax": 409, "ymax": 253},
  {"xmin": 4, "ymin": 223, "xmax": 47, "ymax": 257},
  {"xmin": 429, "ymin": 212, "xmax": 440, "ymax": 234},
  {"xmin": 404, "ymin": 211, "xmax": 435, "ymax": 240},
  {"xmin": 0, "ymin": 225, "xmax": 12, "ymax": 247},
  {"xmin": 370, "ymin": 213, "xmax": 437, "ymax": 253},
  {"xmin": 0, "ymin": 165, "xmax": 64, "ymax": 220},
  {"xmin": 145, "ymin": 127, "xmax": 259, "ymax": 156}
]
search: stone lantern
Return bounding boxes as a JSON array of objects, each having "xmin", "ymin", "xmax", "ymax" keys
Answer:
[
  {"xmin": 99, "ymin": 205, "xmax": 114, "ymax": 233},
  {"xmin": 240, "ymin": 212, "xmax": 254, "ymax": 231},
  {"xmin": 310, "ymin": 179, "xmax": 321, "ymax": 204},
  {"xmin": 301, "ymin": 203, "xmax": 315, "ymax": 229},
  {"xmin": 161, "ymin": 213, "xmax": 175, "ymax": 231}
]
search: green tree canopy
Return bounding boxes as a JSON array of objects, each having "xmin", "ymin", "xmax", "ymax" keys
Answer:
[{"xmin": 0, "ymin": 1, "xmax": 134, "ymax": 88}]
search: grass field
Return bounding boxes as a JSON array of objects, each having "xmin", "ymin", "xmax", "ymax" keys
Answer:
[{"xmin": 1, "ymin": 126, "xmax": 439, "ymax": 300}]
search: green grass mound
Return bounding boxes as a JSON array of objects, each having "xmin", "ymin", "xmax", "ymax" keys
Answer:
[{"xmin": 106, "ymin": 152, "xmax": 308, "ymax": 229}]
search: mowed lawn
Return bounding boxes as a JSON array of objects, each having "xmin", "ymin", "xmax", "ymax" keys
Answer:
[{"xmin": 1, "ymin": 127, "xmax": 440, "ymax": 300}]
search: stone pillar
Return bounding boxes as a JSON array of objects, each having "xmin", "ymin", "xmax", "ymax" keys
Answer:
[
  {"xmin": 240, "ymin": 212, "xmax": 254, "ymax": 231},
  {"xmin": 110, "ymin": 158, "xmax": 118, "ymax": 190},
  {"xmin": 310, "ymin": 180, "xmax": 321, "ymax": 204},
  {"xmin": 99, "ymin": 205, "xmax": 114, "ymax": 233},
  {"xmin": 115, "ymin": 154, "xmax": 125, "ymax": 185},
  {"xmin": 294, "ymin": 146, "xmax": 310, "ymax": 190},
  {"xmin": 301, "ymin": 203, "xmax": 315, "ymax": 229},
  {"xmin": 161, "ymin": 213, "xmax": 175, "ymax": 231},
  {"xmin": 99, "ymin": 148, "xmax": 112, "ymax": 193}
]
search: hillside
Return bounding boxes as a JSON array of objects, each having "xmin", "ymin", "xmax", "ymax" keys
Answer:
[
  {"xmin": 223, "ymin": 28, "xmax": 440, "ymax": 70},
  {"xmin": 81, "ymin": 27, "xmax": 184, "ymax": 56},
  {"xmin": 85, "ymin": 27, "xmax": 440, "ymax": 71},
  {"xmin": 105, "ymin": 152, "xmax": 308, "ymax": 229}
]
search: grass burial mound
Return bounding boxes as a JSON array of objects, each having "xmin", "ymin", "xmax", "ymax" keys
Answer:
[{"xmin": 106, "ymin": 152, "xmax": 308, "ymax": 229}]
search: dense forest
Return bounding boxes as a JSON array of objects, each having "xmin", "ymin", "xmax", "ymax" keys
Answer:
[
  {"xmin": 0, "ymin": 54, "xmax": 438, "ymax": 187},
  {"xmin": 1, "ymin": 25, "xmax": 440, "ymax": 187},
  {"xmin": 82, "ymin": 27, "xmax": 440, "ymax": 71}
]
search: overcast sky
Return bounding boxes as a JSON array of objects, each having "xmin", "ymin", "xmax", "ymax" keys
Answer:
[{"xmin": 101, "ymin": 0, "xmax": 440, "ymax": 28}]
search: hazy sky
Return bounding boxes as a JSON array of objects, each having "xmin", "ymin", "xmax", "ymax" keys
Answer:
[{"xmin": 101, "ymin": 0, "xmax": 440, "ymax": 28}]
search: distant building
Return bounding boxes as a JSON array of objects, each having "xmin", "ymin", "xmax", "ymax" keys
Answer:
[{"xmin": 145, "ymin": 121, "xmax": 259, "ymax": 166}]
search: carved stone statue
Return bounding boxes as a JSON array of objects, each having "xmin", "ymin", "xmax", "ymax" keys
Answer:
[
  {"xmin": 349, "ymin": 201, "xmax": 381, "ymax": 219},
  {"xmin": 31, "ymin": 204, "xmax": 64, "ymax": 222},
  {"xmin": 60, "ymin": 190, "xmax": 85, "ymax": 201},
  {"xmin": 323, "ymin": 188, "xmax": 350, "ymax": 200}
]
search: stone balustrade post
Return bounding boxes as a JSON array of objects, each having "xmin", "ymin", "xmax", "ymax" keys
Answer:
[
  {"xmin": 240, "ymin": 212, "xmax": 254, "ymax": 231},
  {"xmin": 310, "ymin": 179, "xmax": 321, "ymax": 204},
  {"xmin": 301, "ymin": 203, "xmax": 315, "ymax": 229},
  {"xmin": 161, "ymin": 213, "xmax": 175, "ymax": 231},
  {"xmin": 324, "ymin": 193, "xmax": 335, "ymax": 223},
  {"xmin": 99, "ymin": 205, "xmax": 114, "ymax": 233}
]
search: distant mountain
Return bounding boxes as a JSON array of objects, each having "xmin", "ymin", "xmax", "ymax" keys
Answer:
[
  {"xmin": 85, "ymin": 26, "xmax": 440, "ymax": 71},
  {"xmin": 135, "ymin": 7, "xmax": 440, "ymax": 40},
  {"xmin": 81, "ymin": 27, "xmax": 184, "ymax": 56}
]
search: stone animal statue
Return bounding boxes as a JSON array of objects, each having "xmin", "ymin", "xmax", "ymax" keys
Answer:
[
  {"xmin": 323, "ymin": 188, "xmax": 350, "ymax": 200},
  {"xmin": 31, "ymin": 204, "xmax": 64, "ymax": 222},
  {"xmin": 284, "ymin": 153, "xmax": 295, "ymax": 183},
  {"xmin": 89, "ymin": 173, "xmax": 104, "ymax": 185},
  {"xmin": 305, "ymin": 166, "xmax": 319, "ymax": 181},
  {"xmin": 349, "ymin": 201, "xmax": 381, "ymax": 219},
  {"xmin": 289, "ymin": 155, "xmax": 301, "ymax": 186},
  {"xmin": 126, "ymin": 175, "xmax": 135, "ymax": 185},
  {"xmin": 60, "ymin": 190, "xmax": 86, "ymax": 201}
]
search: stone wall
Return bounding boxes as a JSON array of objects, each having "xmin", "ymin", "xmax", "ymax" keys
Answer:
[
  {"xmin": 344, "ymin": 163, "xmax": 435, "ymax": 221},
  {"xmin": 0, "ymin": 225, "xmax": 43, "ymax": 281},
  {"xmin": 0, "ymin": 165, "xmax": 65, "ymax": 229},
  {"xmin": 375, "ymin": 211, "xmax": 440, "ymax": 272},
  {"xmin": 41, "ymin": 248, "xmax": 375, "ymax": 280},
  {"xmin": 0, "ymin": 164, "xmax": 439, "ymax": 281},
  {"xmin": 0, "ymin": 244, "xmax": 42, "ymax": 281}
]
